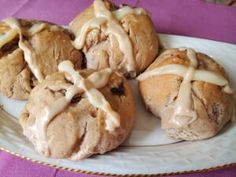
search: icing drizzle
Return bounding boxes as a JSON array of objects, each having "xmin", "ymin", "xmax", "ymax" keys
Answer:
[
  {"xmin": 0, "ymin": 28, "xmax": 18, "ymax": 48},
  {"xmin": 58, "ymin": 60, "xmax": 120, "ymax": 133},
  {"xmin": 72, "ymin": 0, "xmax": 147, "ymax": 74},
  {"xmin": 138, "ymin": 48, "xmax": 233, "ymax": 126},
  {"xmin": 29, "ymin": 60, "xmax": 120, "ymax": 154},
  {"xmin": 1, "ymin": 17, "xmax": 60, "ymax": 82},
  {"xmin": 112, "ymin": 6, "xmax": 147, "ymax": 20},
  {"xmin": 172, "ymin": 48, "xmax": 198, "ymax": 126},
  {"xmin": 2, "ymin": 17, "xmax": 46, "ymax": 81}
]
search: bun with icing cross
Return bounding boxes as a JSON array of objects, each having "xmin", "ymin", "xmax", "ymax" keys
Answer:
[
  {"xmin": 69, "ymin": 0, "xmax": 159, "ymax": 78},
  {"xmin": 20, "ymin": 60, "xmax": 135, "ymax": 160},
  {"xmin": 0, "ymin": 18, "xmax": 83, "ymax": 100},
  {"xmin": 138, "ymin": 48, "xmax": 235, "ymax": 140}
]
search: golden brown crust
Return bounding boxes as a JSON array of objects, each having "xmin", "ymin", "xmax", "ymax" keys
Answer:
[
  {"xmin": 20, "ymin": 70, "xmax": 135, "ymax": 159},
  {"xmin": 139, "ymin": 48, "xmax": 234, "ymax": 140},
  {"xmin": 0, "ymin": 18, "xmax": 83, "ymax": 100}
]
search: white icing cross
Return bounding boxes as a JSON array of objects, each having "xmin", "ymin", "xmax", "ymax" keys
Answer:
[
  {"xmin": 58, "ymin": 60, "xmax": 120, "ymax": 132},
  {"xmin": 29, "ymin": 60, "xmax": 120, "ymax": 155},
  {"xmin": 72, "ymin": 0, "xmax": 147, "ymax": 74},
  {"xmin": 137, "ymin": 48, "xmax": 233, "ymax": 94},
  {"xmin": 1, "ymin": 17, "xmax": 51, "ymax": 82},
  {"xmin": 138, "ymin": 48, "xmax": 233, "ymax": 127}
]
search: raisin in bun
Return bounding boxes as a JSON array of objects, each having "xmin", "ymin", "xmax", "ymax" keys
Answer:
[
  {"xmin": 69, "ymin": 0, "xmax": 159, "ymax": 78},
  {"xmin": 0, "ymin": 17, "xmax": 82, "ymax": 100},
  {"xmin": 138, "ymin": 48, "xmax": 235, "ymax": 140},
  {"xmin": 20, "ymin": 60, "xmax": 135, "ymax": 160}
]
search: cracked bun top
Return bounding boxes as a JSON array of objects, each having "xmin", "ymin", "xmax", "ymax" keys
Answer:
[
  {"xmin": 138, "ymin": 48, "xmax": 235, "ymax": 140},
  {"xmin": 19, "ymin": 62, "xmax": 135, "ymax": 160},
  {"xmin": 69, "ymin": 0, "xmax": 159, "ymax": 78},
  {"xmin": 0, "ymin": 18, "xmax": 83, "ymax": 100}
]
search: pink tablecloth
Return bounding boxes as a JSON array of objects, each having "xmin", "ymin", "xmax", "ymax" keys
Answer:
[{"xmin": 0, "ymin": 0, "xmax": 236, "ymax": 177}]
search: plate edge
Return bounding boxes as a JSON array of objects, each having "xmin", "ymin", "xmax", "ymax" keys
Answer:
[{"xmin": 1, "ymin": 146, "xmax": 236, "ymax": 176}]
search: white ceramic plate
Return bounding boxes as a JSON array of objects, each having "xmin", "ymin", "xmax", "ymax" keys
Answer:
[{"xmin": 0, "ymin": 34, "xmax": 236, "ymax": 176}]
